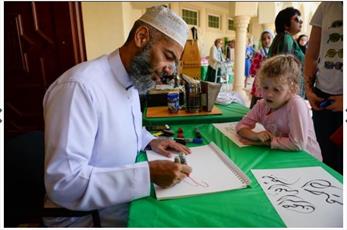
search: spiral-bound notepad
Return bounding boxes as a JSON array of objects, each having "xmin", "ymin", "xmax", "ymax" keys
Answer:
[{"xmin": 146, "ymin": 142, "xmax": 250, "ymax": 200}]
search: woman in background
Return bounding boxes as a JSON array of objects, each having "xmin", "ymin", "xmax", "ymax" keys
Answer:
[
  {"xmin": 206, "ymin": 38, "xmax": 225, "ymax": 82},
  {"xmin": 297, "ymin": 34, "xmax": 308, "ymax": 54},
  {"xmin": 269, "ymin": 7, "xmax": 305, "ymax": 98},
  {"xmin": 249, "ymin": 30, "xmax": 273, "ymax": 108}
]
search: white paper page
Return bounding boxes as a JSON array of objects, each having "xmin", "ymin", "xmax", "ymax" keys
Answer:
[
  {"xmin": 213, "ymin": 122, "xmax": 265, "ymax": 147},
  {"xmin": 252, "ymin": 167, "xmax": 343, "ymax": 227},
  {"xmin": 146, "ymin": 143, "xmax": 248, "ymax": 200}
]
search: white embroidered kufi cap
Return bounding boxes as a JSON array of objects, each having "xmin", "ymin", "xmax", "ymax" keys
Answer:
[{"xmin": 139, "ymin": 5, "xmax": 189, "ymax": 48}]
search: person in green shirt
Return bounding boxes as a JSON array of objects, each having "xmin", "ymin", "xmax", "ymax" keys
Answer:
[{"xmin": 269, "ymin": 7, "xmax": 305, "ymax": 98}]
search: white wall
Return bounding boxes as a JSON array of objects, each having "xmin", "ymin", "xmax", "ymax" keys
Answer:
[
  {"xmin": 81, "ymin": 2, "xmax": 321, "ymax": 60},
  {"xmin": 249, "ymin": 16, "xmax": 263, "ymax": 48},
  {"xmin": 175, "ymin": 2, "xmax": 236, "ymax": 57},
  {"xmin": 81, "ymin": 2, "xmax": 143, "ymax": 60},
  {"xmin": 82, "ymin": 2, "xmax": 125, "ymax": 60}
]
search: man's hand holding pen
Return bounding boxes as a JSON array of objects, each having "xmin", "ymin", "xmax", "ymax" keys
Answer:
[{"xmin": 149, "ymin": 139, "xmax": 192, "ymax": 188}]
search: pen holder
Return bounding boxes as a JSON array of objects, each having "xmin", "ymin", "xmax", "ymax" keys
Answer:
[
  {"xmin": 182, "ymin": 74, "xmax": 201, "ymax": 113},
  {"xmin": 200, "ymin": 81, "xmax": 222, "ymax": 112}
]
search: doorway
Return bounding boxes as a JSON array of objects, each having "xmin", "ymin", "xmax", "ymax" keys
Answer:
[{"xmin": 4, "ymin": 2, "xmax": 86, "ymax": 138}]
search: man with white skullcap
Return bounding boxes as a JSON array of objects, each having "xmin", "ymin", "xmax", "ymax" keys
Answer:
[{"xmin": 43, "ymin": 5, "xmax": 191, "ymax": 227}]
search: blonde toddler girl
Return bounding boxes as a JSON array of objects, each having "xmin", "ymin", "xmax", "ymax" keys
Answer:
[{"xmin": 236, "ymin": 55, "xmax": 322, "ymax": 161}]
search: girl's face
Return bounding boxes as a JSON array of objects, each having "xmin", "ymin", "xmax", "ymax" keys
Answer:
[
  {"xmin": 287, "ymin": 14, "xmax": 303, "ymax": 35},
  {"xmin": 299, "ymin": 36, "xmax": 308, "ymax": 46},
  {"xmin": 261, "ymin": 33, "xmax": 272, "ymax": 48},
  {"xmin": 260, "ymin": 77, "xmax": 293, "ymax": 110}
]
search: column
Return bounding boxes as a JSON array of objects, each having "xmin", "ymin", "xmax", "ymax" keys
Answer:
[{"xmin": 232, "ymin": 15, "xmax": 250, "ymax": 100}]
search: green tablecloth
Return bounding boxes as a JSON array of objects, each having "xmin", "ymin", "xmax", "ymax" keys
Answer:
[
  {"xmin": 128, "ymin": 123, "xmax": 343, "ymax": 227},
  {"xmin": 143, "ymin": 103, "xmax": 249, "ymax": 126}
]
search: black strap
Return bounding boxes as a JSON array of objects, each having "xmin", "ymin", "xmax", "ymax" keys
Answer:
[{"xmin": 126, "ymin": 84, "xmax": 133, "ymax": 90}]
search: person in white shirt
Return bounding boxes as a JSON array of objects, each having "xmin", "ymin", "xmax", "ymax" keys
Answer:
[
  {"xmin": 43, "ymin": 6, "xmax": 192, "ymax": 227},
  {"xmin": 206, "ymin": 38, "xmax": 225, "ymax": 82},
  {"xmin": 304, "ymin": 2, "xmax": 343, "ymax": 174}
]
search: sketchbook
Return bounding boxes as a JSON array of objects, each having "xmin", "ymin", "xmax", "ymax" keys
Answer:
[
  {"xmin": 146, "ymin": 142, "xmax": 250, "ymax": 200},
  {"xmin": 213, "ymin": 122, "xmax": 266, "ymax": 147},
  {"xmin": 252, "ymin": 167, "xmax": 343, "ymax": 227}
]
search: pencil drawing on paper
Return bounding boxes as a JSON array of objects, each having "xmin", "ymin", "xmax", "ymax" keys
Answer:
[{"xmin": 183, "ymin": 176, "xmax": 209, "ymax": 188}]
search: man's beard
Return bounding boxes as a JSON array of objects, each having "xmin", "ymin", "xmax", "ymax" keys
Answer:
[{"xmin": 128, "ymin": 43, "xmax": 156, "ymax": 95}]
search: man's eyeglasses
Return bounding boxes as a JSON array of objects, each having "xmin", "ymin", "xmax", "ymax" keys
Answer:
[
  {"xmin": 325, "ymin": 49, "xmax": 343, "ymax": 58},
  {"xmin": 293, "ymin": 16, "xmax": 303, "ymax": 24},
  {"xmin": 324, "ymin": 61, "xmax": 343, "ymax": 71}
]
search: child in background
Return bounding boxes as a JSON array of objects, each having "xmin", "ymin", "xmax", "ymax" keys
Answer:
[
  {"xmin": 236, "ymin": 55, "xmax": 322, "ymax": 161},
  {"xmin": 249, "ymin": 30, "xmax": 273, "ymax": 108}
]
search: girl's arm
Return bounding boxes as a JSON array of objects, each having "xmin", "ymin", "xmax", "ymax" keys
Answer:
[
  {"xmin": 238, "ymin": 128, "xmax": 260, "ymax": 141},
  {"xmin": 238, "ymin": 128, "xmax": 273, "ymax": 143},
  {"xmin": 271, "ymin": 98, "xmax": 310, "ymax": 151},
  {"xmin": 239, "ymin": 136, "xmax": 271, "ymax": 146},
  {"xmin": 236, "ymin": 102, "xmax": 272, "ymax": 143}
]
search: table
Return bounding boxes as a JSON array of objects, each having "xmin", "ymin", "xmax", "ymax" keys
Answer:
[
  {"xmin": 128, "ymin": 123, "xmax": 343, "ymax": 227},
  {"xmin": 143, "ymin": 103, "xmax": 249, "ymax": 126}
]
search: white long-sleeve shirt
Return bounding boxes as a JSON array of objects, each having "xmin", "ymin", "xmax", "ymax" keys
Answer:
[
  {"xmin": 208, "ymin": 45, "xmax": 225, "ymax": 70},
  {"xmin": 43, "ymin": 49, "xmax": 155, "ymax": 226}
]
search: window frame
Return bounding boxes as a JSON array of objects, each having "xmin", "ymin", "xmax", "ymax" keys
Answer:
[
  {"xmin": 228, "ymin": 18, "xmax": 235, "ymax": 31},
  {"xmin": 181, "ymin": 8, "xmax": 199, "ymax": 26},
  {"xmin": 207, "ymin": 13, "xmax": 221, "ymax": 30}
]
